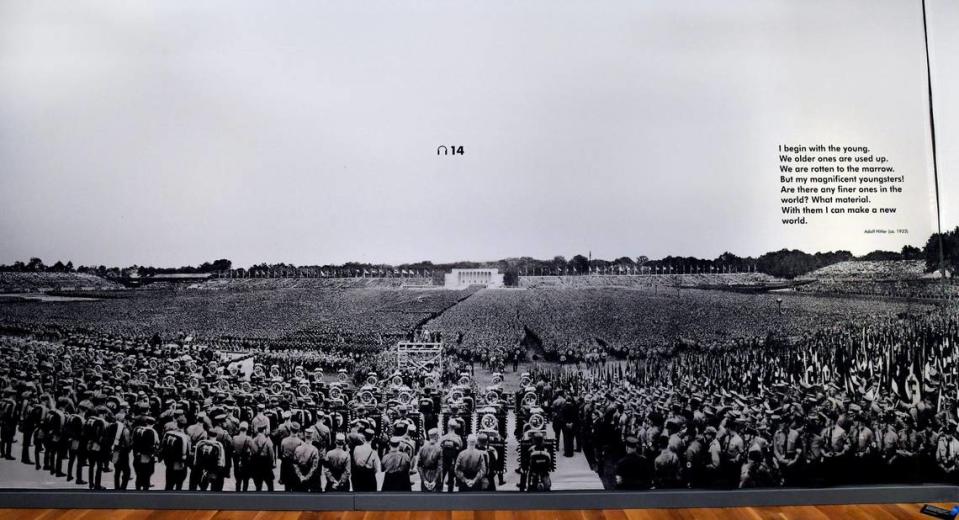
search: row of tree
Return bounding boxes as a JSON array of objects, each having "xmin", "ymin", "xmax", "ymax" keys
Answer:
[{"xmin": 1, "ymin": 228, "xmax": 956, "ymax": 281}]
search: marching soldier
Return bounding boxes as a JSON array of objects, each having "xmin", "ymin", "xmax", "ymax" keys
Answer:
[
  {"xmin": 849, "ymin": 406, "xmax": 876, "ymax": 484},
  {"xmin": 307, "ymin": 411, "xmax": 332, "ymax": 465},
  {"xmin": 721, "ymin": 416, "xmax": 744, "ymax": 488},
  {"xmin": 28, "ymin": 394, "xmax": 50, "ymax": 470},
  {"xmin": 185, "ymin": 414, "xmax": 209, "ymax": 490},
  {"xmin": 704, "ymin": 426, "xmax": 723, "ymax": 488},
  {"xmin": 777, "ymin": 415, "xmax": 804, "ymax": 487},
  {"xmin": 250, "ymin": 422, "xmax": 276, "ymax": 491},
  {"xmin": 476, "ymin": 432, "xmax": 498, "ymax": 490},
  {"xmin": 683, "ymin": 424, "xmax": 707, "ymax": 488},
  {"xmin": 439, "ymin": 419, "xmax": 463, "ymax": 492},
  {"xmin": 193, "ymin": 423, "xmax": 227, "ymax": 491},
  {"xmin": 454, "ymin": 433, "xmax": 487, "ymax": 492},
  {"xmin": 160, "ymin": 417, "xmax": 191, "ymax": 490},
  {"xmin": 43, "ymin": 398, "xmax": 67, "ymax": 477},
  {"xmin": 351, "ymin": 428, "xmax": 380, "ymax": 492},
  {"xmin": 802, "ymin": 414, "xmax": 825, "ymax": 487},
  {"xmin": 381, "ymin": 436, "xmax": 412, "ymax": 491},
  {"xmin": 279, "ymin": 421, "xmax": 303, "ymax": 492},
  {"xmin": 740, "ymin": 445, "xmax": 775, "ymax": 488},
  {"xmin": 131, "ymin": 415, "xmax": 158, "ymax": 491},
  {"xmin": 293, "ymin": 428, "xmax": 322, "ymax": 492},
  {"xmin": 103, "ymin": 410, "xmax": 132, "ymax": 490},
  {"xmin": 525, "ymin": 432, "xmax": 553, "ymax": 492},
  {"xmin": 251, "ymin": 404, "xmax": 271, "ymax": 438},
  {"xmin": 0, "ymin": 387, "xmax": 17, "ymax": 460},
  {"xmin": 231, "ymin": 421, "xmax": 255, "ymax": 492},
  {"xmin": 936, "ymin": 421, "xmax": 959, "ymax": 484},
  {"xmin": 324, "ymin": 433, "xmax": 351, "ymax": 492},
  {"xmin": 18, "ymin": 390, "xmax": 42, "ymax": 466},
  {"xmin": 652, "ymin": 434, "xmax": 682, "ymax": 489},
  {"xmin": 416, "ymin": 428, "xmax": 443, "ymax": 492},
  {"xmin": 208, "ymin": 412, "xmax": 233, "ymax": 491},
  {"xmin": 83, "ymin": 405, "xmax": 110, "ymax": 490},
  {"xmin": 616, "ymin": 436, "xmax": 650, "ymax": 490},
  {"xmin": 821, "ymin": 412, "xmax": 851, "ymax": 486}
]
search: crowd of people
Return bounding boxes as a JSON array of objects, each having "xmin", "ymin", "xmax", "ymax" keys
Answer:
[
  {"xmin": 0, "ymin": 326, "xmax": 559, "ymax": 493},
  {"xmin": 0, "ymin": 284, "xmax": 469, "ymax": 345},
  {"xmin": 525, "ymin": 306, "xmax": 959, "ymax": 489},
  {"xmin": 431, "ymin": 286, "xmax": 933, "ymax": 365},
  {"xmin": 2, "ymin": 272, "xmax": 959, "ymax": 494}
]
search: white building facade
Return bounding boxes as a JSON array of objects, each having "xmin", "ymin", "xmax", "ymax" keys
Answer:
[{"xmin": 444, "ymin": 268, "xmax": 504, "ymax": 289}]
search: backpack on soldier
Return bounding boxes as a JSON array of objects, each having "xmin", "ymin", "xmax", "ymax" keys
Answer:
[
  {"xmin": 26, "ymin": 403, "xmax": 44, "ymax": 428},
  {"xmin": 161, "ymin": 431, "xmax": 187, "ymax": 463},
  {"xmin": 44, "ymin": 410, "xmax": 63, "ymax": 437},
  {"xmin": 133, "ymin": 426, "xmax": 156, "ymax": 455},
  {"xmin": 196, "ymin": 440, "xmax": 221, "ymax": 469},
  {"xmin": 83, "ymin": 417, "xmax": 106, "ymax": 451},
  {"xmin": 0, "ymin": 400, "xmax": 15, "ymax": 422}
]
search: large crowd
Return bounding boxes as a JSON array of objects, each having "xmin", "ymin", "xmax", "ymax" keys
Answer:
[
  {"xmin": 430, "ymin": 287, "xmax": 935, "ymax": 364},
  {"xmin": 0, "ymin": 324, "xmax": 562, "ymax": 493},
  {"xmin": 1, "ymin": 269, "xmax": 958, "ymax": 493},
  {"xmin": 525, "ymin": 306, "xmax": 959, "ymax": 489}
]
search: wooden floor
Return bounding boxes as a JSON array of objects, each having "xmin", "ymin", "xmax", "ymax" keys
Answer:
[{"xmin": 0, "ymin": 505, "xmax": 953, "ymax": 520}]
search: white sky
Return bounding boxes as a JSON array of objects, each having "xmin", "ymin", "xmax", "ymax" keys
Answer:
[
  {"xmin": 930, "ymin": 0, "xmax": 959, "ymax": 232},
  {"xmin": 0, "ymin": 0, "xmax": 941, "ymax": 267}
]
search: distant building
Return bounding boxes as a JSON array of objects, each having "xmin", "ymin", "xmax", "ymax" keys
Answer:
[{"xmin": 444, "ymin": 268, "xmax": 504, "ymax": 289}]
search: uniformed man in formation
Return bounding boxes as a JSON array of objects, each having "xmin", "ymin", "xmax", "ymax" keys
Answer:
[{"xmin": 4, "ymin": 304, "xmax": 959, "ymax": 493}]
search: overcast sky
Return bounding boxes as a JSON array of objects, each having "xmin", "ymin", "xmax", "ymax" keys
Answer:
[
  {"xmin": 0, "ymin": 0, "xmax": 940, "ymax": 267},
  {"xmin": 930, "ymin": 0, "xmax": 959, "ymax": 231}
]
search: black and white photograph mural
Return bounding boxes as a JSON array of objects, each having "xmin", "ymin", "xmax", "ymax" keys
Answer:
[{"xmin": 0, "ymin": 0, "xmax": 957, "ymax": 494}]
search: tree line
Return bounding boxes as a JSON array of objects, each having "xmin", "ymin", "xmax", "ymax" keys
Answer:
[{"xmin": 1, "ymin": 227, "xmax": 956, "ymax": 282}]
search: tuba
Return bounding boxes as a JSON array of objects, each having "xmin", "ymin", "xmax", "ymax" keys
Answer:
[
  {"xmin": 294, "ymin": 366, "xmax": 305, "ymax": 380},
  {"xmin": 480, "ymin": 413, "xmax": 498, "ymax": 432}
]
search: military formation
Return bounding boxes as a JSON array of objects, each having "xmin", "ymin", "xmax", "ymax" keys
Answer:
[
  {"xmin": 2, "ymin": 304, "xmax": 959, "ymax": 492},
  {"xmin": 0, "ymin": 327, "xmax": 558, "ymax": 493},
  {"xmin": 527, "ymin": 307, "xmax": 959, "ymax": 489}
]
